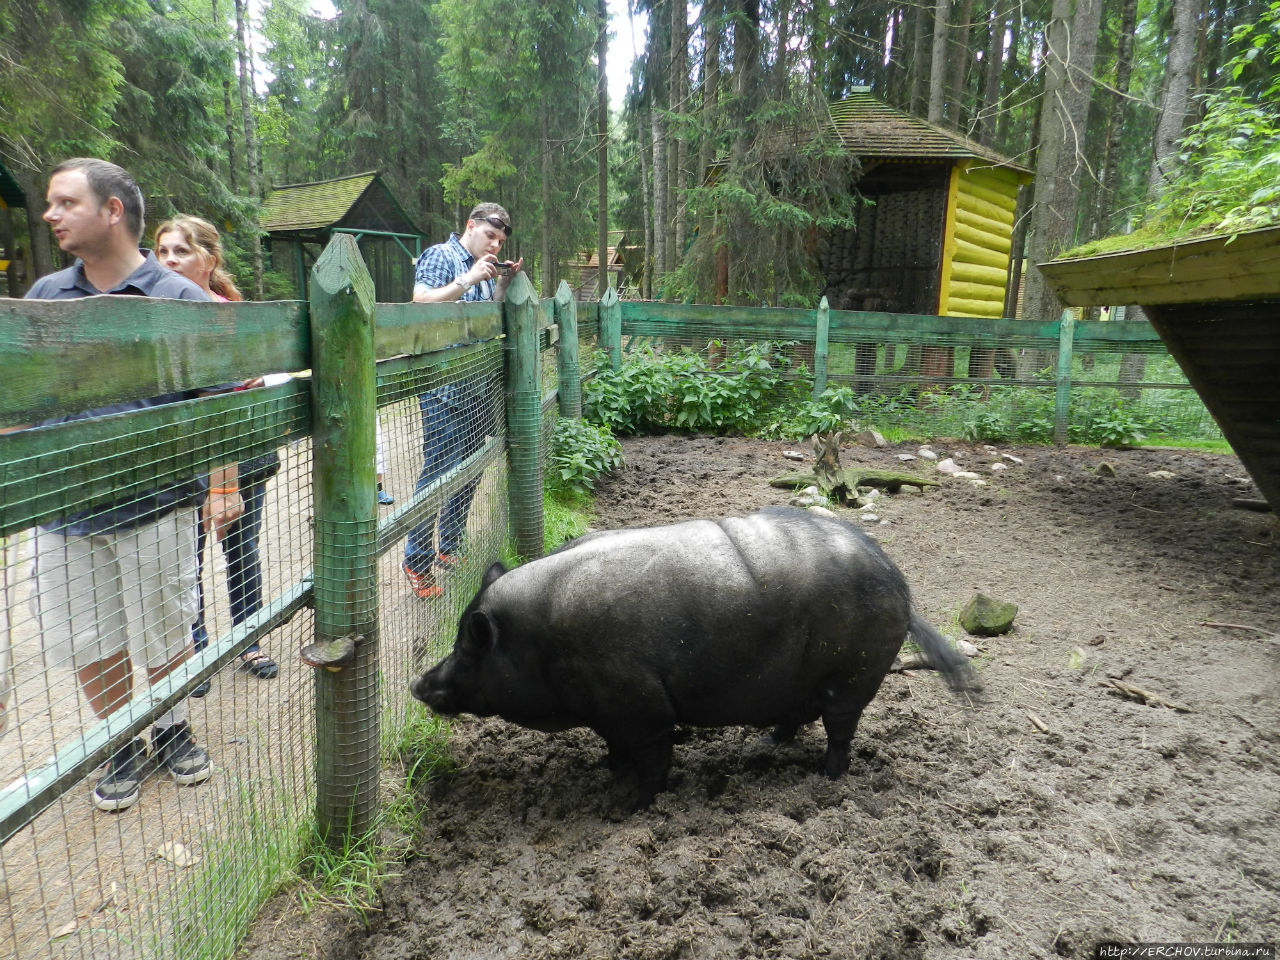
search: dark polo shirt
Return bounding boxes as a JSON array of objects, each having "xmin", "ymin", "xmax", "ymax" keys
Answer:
[{"xmin": 25, "ymin": 251, "xmax": 216, "ymax": 536}]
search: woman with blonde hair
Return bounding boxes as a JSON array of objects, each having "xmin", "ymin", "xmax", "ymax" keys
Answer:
[
  {"xmin": 155, "ymin": 215, "xmax": 242, "ymax": 301},
  {"xmin": 155, "ymin": 216, "xmax": 279, "ymax": 685}
]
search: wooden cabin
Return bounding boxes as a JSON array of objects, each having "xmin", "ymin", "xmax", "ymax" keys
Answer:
[
  {"xmin": 820, "ymin": 89, "xmax": 1032, "ymax": 320},
  {"xmin": 561, "ymin": 232, "xmax": 630, "ymax": 300},
  {"xmin": 818, "ymin": 89, "xmax": 1033, "ymax": 379},
  {"xmin": 261, "ymin": 172, "xmax": 424, "ymax": 300}
]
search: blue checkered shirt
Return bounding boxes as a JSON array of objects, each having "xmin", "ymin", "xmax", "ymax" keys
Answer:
[{"xmin": 413, "ymin": 233, "xmax": 496, "ymax": 302}]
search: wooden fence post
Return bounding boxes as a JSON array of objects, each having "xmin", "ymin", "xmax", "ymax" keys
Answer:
[
  {"xmin": 504, "ymin": 273, "xmax": 544, "ymax": 560},
  {"xmin": 600, "ymin": 285, "xmax": 622, "ymax": 371},
  {"xmin": 1054, "ymin": 309, "xmax": 1075, "ymax": 447},
  {"xmin": 813, "ymin": 296, "xmax": 830, "ymax": 400},
  {"xmin": 554, "ymin": 280, "xmax": 582, "ymax": 419},
  {"xmin": 306, "ymin": 235, "xmax": 381, "ymax": 845}
]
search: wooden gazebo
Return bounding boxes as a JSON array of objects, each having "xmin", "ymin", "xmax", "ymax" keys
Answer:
[
  {"xmin": 260, "ymin": 171, "xmax": 424, "ymax": 300},
  {"xmin": 821, "ymin": 88, "xmax": 1033, "ymax": 321}
]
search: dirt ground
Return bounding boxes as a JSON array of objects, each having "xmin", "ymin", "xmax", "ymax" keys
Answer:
[{"xmin": 238, "ymin": 434, "xmax": 1280, "ymax": 960}]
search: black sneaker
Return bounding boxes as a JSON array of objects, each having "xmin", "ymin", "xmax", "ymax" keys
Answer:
[
  {"xmin": 151, "ymin": 722, "xmax": 212, "ymax": 786},
  {"xmin": 93, "ymin": 738, "xmax": 145, "ymax": 812}
]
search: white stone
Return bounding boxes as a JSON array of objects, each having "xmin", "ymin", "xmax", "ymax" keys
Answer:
[
  {"xmin": 936, "ymin": 458, "xmax": 963, "ymax": 474},
  {"xmin": 967, "ymin": 477, "xmax": 987, "ymax": 485},
  {"xmin": 1002, "ymin": 453, "xmax": 1024, "ymax": 465},
  {"xmin": 918, "ymin": 448, "xmax": 938, "ymax": 460},
  {"xmin": 1147, "ymin": 470, "xmax": 1176, "ymax": 480},
  {"xmin": 861, "ymin": 513, "xmax": 880, "ymax": 523},
  {"xmin": 956, "ymin": 639, "xmax": 980, "ymax": 657},
  {"xmin": 989, "ymin": 462, "xmax": 1009, "ymax": 472},
  {"xmin": 807, "ymin": 506, "xmax": 837, "ymax": 518},
  {"xmin": 782, "ymin": 450, "xmax": 806, "ymax": 461},
  {"xmin": 897, "ymin": 453, "xmax": 917, "ymax": 462}
]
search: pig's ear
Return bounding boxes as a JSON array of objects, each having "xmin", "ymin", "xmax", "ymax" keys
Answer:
[
  {"xmin": 481, "ymin": 561, "xmax": 507, "ymax": 590},
  {"xmin": 461, "ymin": 610, "xmax": 499, "ymax": 654}
]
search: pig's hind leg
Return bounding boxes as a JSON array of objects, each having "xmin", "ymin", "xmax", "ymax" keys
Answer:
[{"xmin": 818, "ymin": 681, "xmax": 883, "ymax": 779}]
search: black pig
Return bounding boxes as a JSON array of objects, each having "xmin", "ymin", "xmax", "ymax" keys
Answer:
[{"xmin": 411, "ymin": 506, "xmax": 976, "ymax": 807}]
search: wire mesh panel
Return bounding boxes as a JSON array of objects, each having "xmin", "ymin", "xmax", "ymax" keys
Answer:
[
  {"xmin": 0, "ymin": 382, "xmax": 317, "ymax": 960},
  {"xmin": 372, "ymin": 343, "xmax": 508, "ymax": 735},
  {"xmin": 0, "ymin": 314, "xmax": 509, "ymax": 959},
  {"xmin": 597, "ymin": 304, "xmax": 1222, "ymax": 447}
]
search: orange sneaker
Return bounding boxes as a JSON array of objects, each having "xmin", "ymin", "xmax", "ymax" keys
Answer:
[
  {"xmin": 435, "ymin": 552, "xmax": 463, "ymax": 572},
  {"xmin": 403, "ymin": 562, "xmax": 442, "ymax": 599}
]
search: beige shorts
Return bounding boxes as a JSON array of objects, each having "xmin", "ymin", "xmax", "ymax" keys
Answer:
[{"xmin": 32, "ymin": 508, "xmax": 199, "ymax": 672}]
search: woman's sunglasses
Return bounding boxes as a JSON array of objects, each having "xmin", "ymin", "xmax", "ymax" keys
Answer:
[{"xmin": 476, "ymin": 215, "xmax": 511, "ymax": 237}]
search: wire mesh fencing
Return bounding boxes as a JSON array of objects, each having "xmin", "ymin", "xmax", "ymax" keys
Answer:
[
  {"xmin": 596, "ymin": 303, "xmax": 1222, "ymax": 447},
  {"xmin": 0, "ymin": 284, "xmax": 511, "ymax": 960}
]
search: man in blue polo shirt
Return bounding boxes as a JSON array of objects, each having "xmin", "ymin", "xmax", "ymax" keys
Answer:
[
  {"xmin": 400, "ymin": 204, "xmax": 523, "ymax": 598},
  {"xmin": 23, "ymin": 158, "xmax": 242, "ymax": 811}
]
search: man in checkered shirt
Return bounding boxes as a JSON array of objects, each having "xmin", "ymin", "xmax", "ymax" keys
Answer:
[{"xmin": 403, "ymin": 204, "xmax": 523, "ymax": 598}]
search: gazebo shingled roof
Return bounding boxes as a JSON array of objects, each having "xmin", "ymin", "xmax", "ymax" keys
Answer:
[
  {"xmin": 260, "ymin": 171, "xmax": 421, "ymax": 239},
  {"xmin": 827, "ymin": 88, "xmax": 1032, "ymax": 174}
]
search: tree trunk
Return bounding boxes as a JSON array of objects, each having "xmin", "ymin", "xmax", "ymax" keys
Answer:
[
  {"xmin": 651, "ymin": 107, "xmax": 668, "ymax": 293},
  {"xmin": 597, "ymin": 0, "xmax": 609, "ymax": 297},
  {"xmin": 649, "ymin": 0, "xmax": 669, "ymax": 291},
  {"xmin": 1019, "ymin": 0, "xmax": 1075, "ymax": 349},
  {"xmin": 1095, "ymin": 0, "xmax": 1138, "ymax": 237},
  {"xmin": 234, "ymin": 0, "xmax": 264, "ymax": 299},
  {"xmin": 909, "ymin": 3, "xmax": 929, "ymax": 114},
  {"xmin": 1148, "ymin": 0, "xmax": 1199, "ymax": 197},
  {"xmin": 977, "ymin": 1, "xmax": 1006, "ymax": 145},
  {"xmin": 995, "ymin": 11, "xmax": 1022, "ymax": 148},
  {"xmin": 639, "ymin": 109, "xmax": 654, "ymax": 299},
  {"xmin": 213, "ymin": 0, "xmax": 238, "ymax": 191},
  {"xmin": 946, "ymin": 0, "xmax": 974, "ymax": 128},
  {"xmin": 928, "ymin": 0, "xmax": 950, "ymax": 123},
  {"xmin": 541, "ymin": 106, "xmax": 553, "ymax": 295},
  {"xmin": 671, "ymin": 0, "xmax": 688, "ymax": 271}
]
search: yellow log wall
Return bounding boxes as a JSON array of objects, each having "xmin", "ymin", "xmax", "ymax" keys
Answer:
[{"xmin": 937, "ymin": 163, "xmax": 1022, "ymax": 319}]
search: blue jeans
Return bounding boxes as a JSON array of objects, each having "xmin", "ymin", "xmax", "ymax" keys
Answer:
[
  {"xmin": 403, "ymin": 385, "xmax": 484, "ymax": 576},
  {"xmin": 192, "ymin": 479, "xmax": 269, "ymax": 655}
]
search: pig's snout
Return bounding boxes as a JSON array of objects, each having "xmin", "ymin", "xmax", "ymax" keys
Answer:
[{"xmin": 410, "ymin": 664, "xmax": 460, "ymax": 715}]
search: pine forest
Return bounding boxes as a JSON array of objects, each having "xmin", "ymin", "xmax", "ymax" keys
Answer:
[{"xmin": 1, "ymin": 0, "xmax": 1277, "ymax": 319}]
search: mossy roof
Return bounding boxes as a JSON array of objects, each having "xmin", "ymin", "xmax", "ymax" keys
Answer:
[
  {"xmin": 260, "ymin": 171, "xmax": 421, "ymax": 238},
  {"xmin": 829, "ymin": 89, "xmax": 1033, "ymax": 175}
]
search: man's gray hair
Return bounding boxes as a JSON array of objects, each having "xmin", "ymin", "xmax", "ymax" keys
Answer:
[{"xmin": 52, "ymin": 158, "xmax": 145, "ymax": 241}]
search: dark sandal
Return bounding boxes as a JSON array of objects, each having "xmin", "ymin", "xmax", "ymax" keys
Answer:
[{"xmin": 239, "ymin": 652, "xmax": 279, "ymax": 679}]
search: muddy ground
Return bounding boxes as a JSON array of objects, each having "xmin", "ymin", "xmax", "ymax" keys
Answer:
[{"xmin": 238, "ymin": 435, "xmax": 1280, "ymax": 960}]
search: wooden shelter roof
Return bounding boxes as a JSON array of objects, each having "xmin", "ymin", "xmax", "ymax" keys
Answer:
[
  {"xmin": 829, "ymin": 89, "xmax": 1033, "ymax": 175},
  {"xmin": 260, "ymin": 171, "xmax": 421, "ymax": 238},
  {"xmin": 0, "ymin": 161, "xmax": 26, "ymax": 209}
]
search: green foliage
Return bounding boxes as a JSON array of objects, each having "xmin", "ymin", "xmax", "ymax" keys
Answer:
[
  {"xmin": 662, "ymin": 93, "xmax": 863, "ymax": 306},
  {"xmin": 548, "ymin": 416, "xmax": 623, "ymax": 494},
  {"xmin": 543, "ymin": 486, "xmax": 593, "ymax": 551},
  {"xmin": 765, "ymin": 385, "xmax": 861, "ymax": 438},
  {"xmin": 585, "ymin": 341, "xmax": 794, "ymax": 435},
  {"xmin": 1068, "ymin": 3, "xmax": 1280, "ymax": 255}
]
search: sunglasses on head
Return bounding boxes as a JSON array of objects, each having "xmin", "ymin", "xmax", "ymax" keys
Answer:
[{"xmin": 475, "ymin": 215, "xmax": 511, "ymax": 237}]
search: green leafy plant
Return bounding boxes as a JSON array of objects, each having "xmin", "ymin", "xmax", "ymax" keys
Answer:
[
  {"xmin": 549, "ymin": 416, "xmax": 624, "ymax": 494},
  {"xmin": 585, "ymin": 341, "xmax": 794, "ymax": 436}
]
